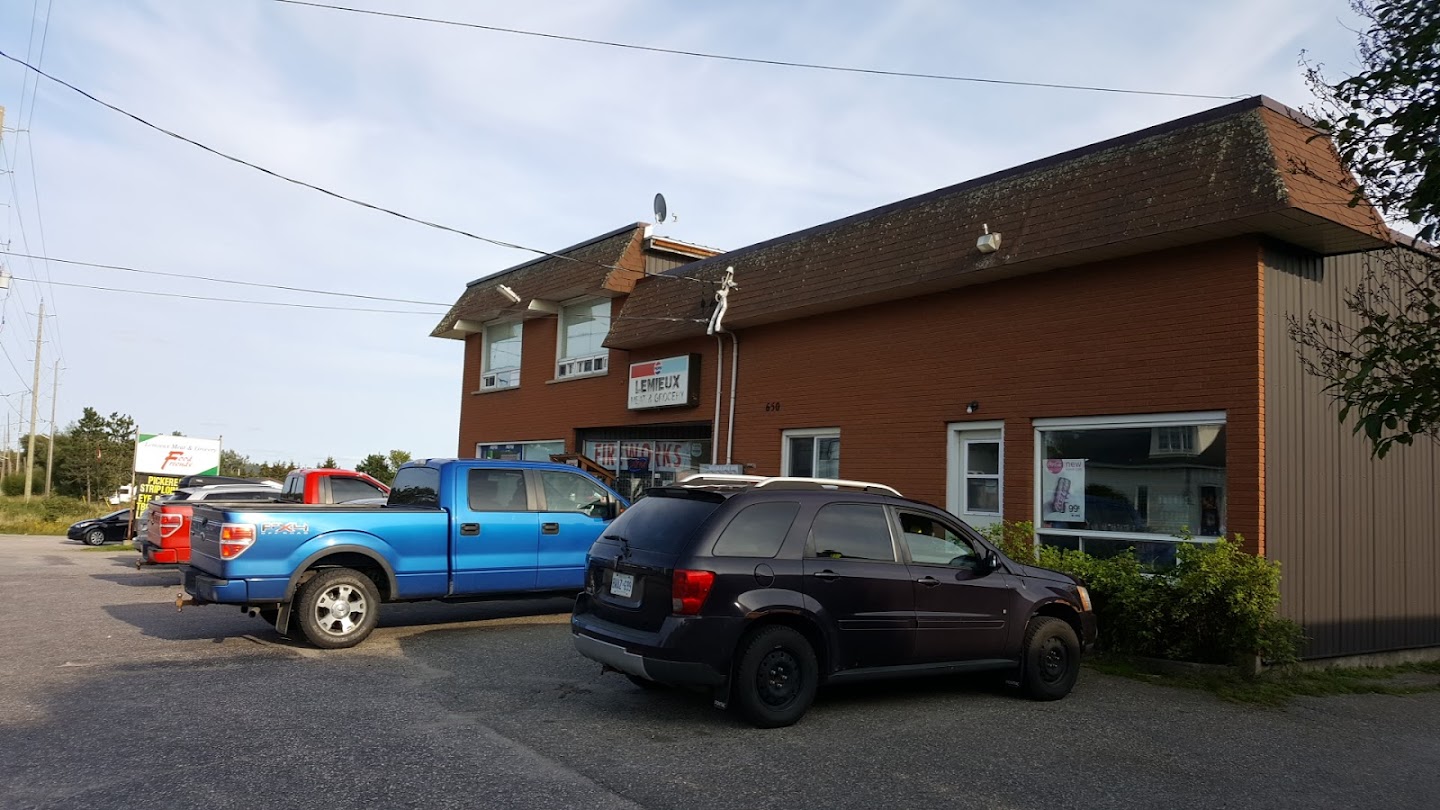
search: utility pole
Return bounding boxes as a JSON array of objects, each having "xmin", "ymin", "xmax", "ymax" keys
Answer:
[
  {"xmin": 24, "ymin": 299, "xmax": 42, "ymax": 501},
  {"xmin": 2, "ymin": 412, "xmax": 8, "ymax": 479},
  {"xmin": 45, "ymin": 360, "xmax": 58, "ymax": 496}
]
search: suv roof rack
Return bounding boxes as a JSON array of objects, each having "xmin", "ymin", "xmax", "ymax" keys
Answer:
[
  {"xmin": 676, "ymin": 473, "xmax": 901, "ymax": 497},
  {"xmin": 675, "ymin": 474, "xmax": 768, "ymax": 489}
]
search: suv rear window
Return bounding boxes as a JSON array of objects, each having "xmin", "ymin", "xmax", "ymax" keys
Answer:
[
  {"xmin": 711, "ymin": 501, "xmax": 800, "ymax": 558},
  {"xmin": 604, "ymin": 493, "xmax": 723, "ymax": 553}
]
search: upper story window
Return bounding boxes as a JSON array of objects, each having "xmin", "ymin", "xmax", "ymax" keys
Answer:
[
  {"xmin": 556, "ymin": 298, "xmax": 609, "ymax": 380},
  {"xmin": 481, "ymin": 321, "xmax": 522, "ymax": 391},
  {"xmin": 1152, "ymin": 426, "xmax": 1196, "ymax": 456}
]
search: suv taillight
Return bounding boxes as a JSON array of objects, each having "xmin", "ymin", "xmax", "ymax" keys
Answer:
[
  {"xmin": 219, "ymin": 523, "xmax": 256, "ymax": 560},
  {"xmin": 671, "ymin": 569, "xmax": 715, "ymax": 615},
  {"xmin": 158, "ymin": 513, "xmax": 184, "ymax": 538}
]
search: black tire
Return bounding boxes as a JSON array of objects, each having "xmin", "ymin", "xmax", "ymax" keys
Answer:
[
  {"xmin": 83, "ymin": 528, "xmax": 107, "ymax": 546},
  {"xmin": 732, "ymin": 625, "xmax": 819, "ymax": 728},
  {"xmin": 625, "ymin": 673, "xmax": 668, "ymax": 691},
  {"xmin": 1019, "ymin": 616, "xmax": 1082, "ymax": 701},
  {"xmin": 294, "ymin": 568, "xmax": 380, "ymax": 649}
]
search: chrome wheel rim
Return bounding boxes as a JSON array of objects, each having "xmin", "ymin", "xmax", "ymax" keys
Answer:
[
  {"xmin": 314, "ymin": 583, "xmax": 367, "ymax": 637},
  {"xmin": 85, "ymin": 529, "xmax": 104, "ymax": 545}
]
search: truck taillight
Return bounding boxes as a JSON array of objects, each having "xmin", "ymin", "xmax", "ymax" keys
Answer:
[
  {"xmin": 158, "ymin": 513, "xmax": 184, "ymax": 538},
  {"xmin": 219, "ymin": 523, "xmax": 256, "ymax": 560},
  {"xmin": 671, "ymin": 569, "xmax": 715, "ymax": 615}
]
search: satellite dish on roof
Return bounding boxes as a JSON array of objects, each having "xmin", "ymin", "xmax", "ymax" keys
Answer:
[{"xmin": 653, "ymin": 193, "xmax": 668, "ymax": 224}]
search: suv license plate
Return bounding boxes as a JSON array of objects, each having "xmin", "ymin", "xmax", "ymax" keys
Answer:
[{"xmin": 610, "ymin": 572, "xmax": 634, "ymax": 598}]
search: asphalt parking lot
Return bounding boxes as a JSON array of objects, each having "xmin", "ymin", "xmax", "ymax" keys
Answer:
[{"xmin": 3, "ymin": 536, "xmax": 1439, "ymax": 810}]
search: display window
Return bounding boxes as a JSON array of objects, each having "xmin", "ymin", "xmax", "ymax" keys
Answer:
[{"xmin": 1033, "ymin": 412, "xmax": 1226, "ymax": 568}]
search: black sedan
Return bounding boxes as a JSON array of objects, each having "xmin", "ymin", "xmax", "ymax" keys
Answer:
[{"xmin": 67, "ymin": 509, "xmax": 133, "ymax": 546}]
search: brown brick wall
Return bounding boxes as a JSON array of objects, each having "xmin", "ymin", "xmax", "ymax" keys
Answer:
[
  {"xmin": 457, "ymin": 296, "xmax": 724, "ymax": 454},
  {"xmin": 723, "ymin": 237, "xmax": 1267, "ymax": 548},
  {"xmin": 456, "ymin": 237, "xmax": 1266, "ymax": 549}
]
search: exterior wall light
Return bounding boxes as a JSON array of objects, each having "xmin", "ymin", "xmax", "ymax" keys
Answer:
[
  {"xmin": 976, "ymin": 224, "xmax": 1001, "ymax": 254},
  {"xmin": 966, "ymin": 401, "xmax": 980, "ymax": 414}
]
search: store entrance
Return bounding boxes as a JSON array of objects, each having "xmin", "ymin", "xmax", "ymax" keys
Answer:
[{"xmin": 577, "ymin": 424, "xmax": 713, "ymax": 502}]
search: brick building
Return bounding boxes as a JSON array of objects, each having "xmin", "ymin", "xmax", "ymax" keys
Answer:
[{"xmin": 433, "ymin": 96, "xmax": 1440, "ymax": 660}]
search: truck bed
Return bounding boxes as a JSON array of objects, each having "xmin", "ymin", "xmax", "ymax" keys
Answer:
[{"xmin": 188, "ymin": 502, "xmax": 452, "ymax": 603}]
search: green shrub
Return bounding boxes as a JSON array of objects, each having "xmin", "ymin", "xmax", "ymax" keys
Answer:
[
  {"xmin": 983, "ymin": 520, "xmax": 1303, "ymax": 666},
  {"xmin": 0, "ymin": 495, "xmax": 108, "ymax": 535},
  {"xmin": 978, "ymin": 520, "xmax": 1039, "ymax": 564}
]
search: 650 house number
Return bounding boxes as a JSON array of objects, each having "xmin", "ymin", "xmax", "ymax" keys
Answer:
[{"xmin": 764, "ymin": 402, "xmax": 782, "ymax": 412}]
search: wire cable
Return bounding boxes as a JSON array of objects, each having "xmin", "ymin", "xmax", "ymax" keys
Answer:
[
  {"xmin": 266, "ymin": 0, "xmax": 1242, "ymax": 101},
  {"xmin": 0, "ymin": 249, "xmax": 453, "ymax": 306},
  {"xmin": 2, "ymin": 274, "xmax": 447, "ymax": 315},
  {"xmin": 0, "ymin": 47, "xmax": 624, "ymax": 273}
]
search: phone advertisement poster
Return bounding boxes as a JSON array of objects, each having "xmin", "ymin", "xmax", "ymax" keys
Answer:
[{"xmin": 1041, "ymin": 458, "xmax": 1086, "ymax": 522}]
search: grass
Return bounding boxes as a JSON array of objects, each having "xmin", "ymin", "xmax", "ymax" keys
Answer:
[
  {"xmin": 0, "ymin": 494, "xmax": 117, "ymax": 536},
  {"xmin": 1088, "ymin": 654, "xmax": 1440, "ymax": 707}
]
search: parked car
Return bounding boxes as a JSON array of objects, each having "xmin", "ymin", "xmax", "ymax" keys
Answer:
[
  {"xmin": 135, "ymin": 482, "xmax": 284, "ymax": 565},
  {"xmin": 280, "ymin": 468, "xmax": 389, "ymax": 503},
  {"xmin": 177, "ymin": 459, "xmax": 628, "ymax": 648},
  {"xmin": 106, "ymin": 485, "xmax": 135, "ymax": 506},
  {"xmin": 68, "ymin": 509, "xmax": 134, "ymax": 546},
  {"xmin": 571, "ymin": 474, "xmax": 1097, "ymax": 728},
  {"xmin": 136, "ymin": 470, "xmax": 389, "ymax": 567}
]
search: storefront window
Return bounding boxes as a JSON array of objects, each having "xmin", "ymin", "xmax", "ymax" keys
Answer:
[
  {"xmin": 476, "ymin": 440, "xmax": 565, "ymax": 462},
  {"xmin": 584, "ymin": 439, "xmax": 711, "ymax": 501},
  {"xmin": 1035, "ymin": 414, "xmax": 1226, "ymax": 567}
]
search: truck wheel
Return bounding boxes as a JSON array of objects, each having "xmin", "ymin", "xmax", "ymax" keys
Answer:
[
  {"xmin": 1018, "ymin": 616, "xmax": 1081, "ymax": 701},
  {"xmin": 294, "ymin": 568, "xmax": 380, "ymax": 649},
  {"xmin": 732, "ymin": 625, "xmax": 818, "ymax": 728},
  {"xmin": 83, "ymin": 528, "xmax": 107, "ymax": 546}
]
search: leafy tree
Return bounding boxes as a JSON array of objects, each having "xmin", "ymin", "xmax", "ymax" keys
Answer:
[
  {"xmin": 353, "ymin": 450, "xmax": 414, "ymax": 484},
  {"xmin": 52, "ymin": 408, "xmax": 135, "ymax": 500},
  {"xmin": 1292, "ymin": 1, "xmax": 1440, "ymax": 456},
  {"xmin": 319, "ymin": 456, "xmax": 338, "ymax": 469},
  {"xmin": 1305, "ymin": 0, "xmax": 1440, "ymax": 243},
  {"xmin": 355, "ymin": 453, "xmax": 392, "ymax": 483}
]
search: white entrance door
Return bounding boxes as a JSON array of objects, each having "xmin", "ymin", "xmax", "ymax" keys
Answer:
[{"xmin": 947, "ymin": 422, "xmax": 1003, "ymax": 531}]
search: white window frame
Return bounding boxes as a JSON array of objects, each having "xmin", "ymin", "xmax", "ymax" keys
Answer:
[
  {"xmin": 479, "ymin": 320, "xmax": 522, "ymax": 391},
  {"xmin": 554, "ymin": 297, "xmax": 610, "ymax": 380},
  {"xmin": 1032, "ymin": 411, "xmax": 1226, "ymax": 547},
  {"xmin": 475, "ymin": 440, "xmax": 565, "ymax": 462},
  {"xmin": 781, "ymin": 428, "xmax": 840, "ymax": 477}
]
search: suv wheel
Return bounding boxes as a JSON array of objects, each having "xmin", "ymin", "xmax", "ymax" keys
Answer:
[
  {"xmin": 733, "ymin": 625, "xmax": 818, "ymax": 728},
  {"xmin": 1019, "ymin": 616, "xmax": 1081, "ymax": 700},
  {"xmin": 294, "ymin": 568, "xmax": 380, "ymax": 649}
]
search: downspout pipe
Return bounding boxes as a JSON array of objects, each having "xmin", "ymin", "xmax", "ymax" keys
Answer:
[
  {"xmin": 727, "ymin": 332, "xmax": 739, "ymax": 465},
  {"xmin": 706, "ymin": 267, "xmax": 738, "ymax": 466}
]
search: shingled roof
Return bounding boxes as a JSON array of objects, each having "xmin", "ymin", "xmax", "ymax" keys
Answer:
[
  {"xmin": 605, "ymin": 96, "xmax": 1390, "ymax": 349},
  {"xmin": 431, "ymin": 224, "xmax": 649, "ymax": 340}
]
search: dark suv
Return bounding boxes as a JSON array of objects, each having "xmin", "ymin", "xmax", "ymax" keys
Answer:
[{"xmin": 571, "ymin": 475, "xmax": 1097, "ymax": 728}]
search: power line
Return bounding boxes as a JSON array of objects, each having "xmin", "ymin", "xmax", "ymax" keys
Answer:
[
  {"xmin": 3, "ymin": 274, "xmax": 447, "ymax": 315},
  {"xmin": 0, "ymin": 250, "xmax": 453, "ymax": 306},
  {"xmin": 0, "ymin": 47, "xmax": 626, "ymax": 274},
  {"xmin": 266, "ymin": 0, "xmax": 1242, "ymax": 101}
]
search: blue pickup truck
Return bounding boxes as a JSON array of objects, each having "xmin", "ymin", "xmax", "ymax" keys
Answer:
[{"xmin": 178, "ymin": 459, "xmax": 627, "ymax": 648}]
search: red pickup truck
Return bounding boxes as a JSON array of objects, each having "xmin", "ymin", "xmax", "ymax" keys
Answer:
[{"xmin": 137, "ymin": 469, "xmax": 389, "ymax": 566}]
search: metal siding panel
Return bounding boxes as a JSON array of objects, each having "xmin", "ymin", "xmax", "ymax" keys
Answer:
[{"xmin": 1273, "ymin": 248, "xmax": 1440, "ymax": 658}]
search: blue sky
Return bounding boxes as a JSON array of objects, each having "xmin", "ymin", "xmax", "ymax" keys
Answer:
[{"xmin": 0, "ymin": 0, "xmax": 1367, "ymax": 468}]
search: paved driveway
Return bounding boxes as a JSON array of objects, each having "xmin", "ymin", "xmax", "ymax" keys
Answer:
[{"xmin": 2, "ymin": 536, "xmax": 1437, "ymax": 810}]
